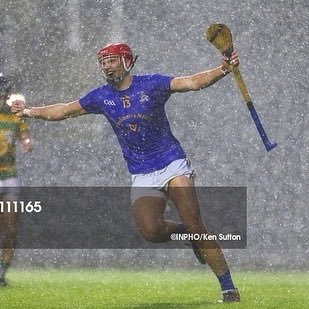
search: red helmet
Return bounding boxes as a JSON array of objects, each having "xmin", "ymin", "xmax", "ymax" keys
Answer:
[
  {"xmin": 97, "ymin": 43, "xmax": 133, "ymax": 63},
  {"xmin": 97, "ymin": 43, "xmax": 137, "ymax": 77}
]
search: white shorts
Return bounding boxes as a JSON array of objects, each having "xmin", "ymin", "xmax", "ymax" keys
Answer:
[{"xmin": 131, "ymin": 158, "xmax": 195, "ymax": 204}]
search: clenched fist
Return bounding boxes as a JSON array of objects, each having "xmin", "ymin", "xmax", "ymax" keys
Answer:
[{"xmin": 11, "ymin": 99, "xmax": 26, "ymax": 117}]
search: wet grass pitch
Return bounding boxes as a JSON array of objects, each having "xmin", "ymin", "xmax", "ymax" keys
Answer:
[{"xmin": 1, "ymin": 269, "xmax": 307, "ymax": 308}]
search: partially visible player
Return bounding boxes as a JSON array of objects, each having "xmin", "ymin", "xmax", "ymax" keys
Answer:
[
  {"xmin": 0, "ymin": 73, "xmax": 32, "ymax": 286},
  {"xmin": 12, "ymin": 44, "xmax": 240, "ymax": 302}
]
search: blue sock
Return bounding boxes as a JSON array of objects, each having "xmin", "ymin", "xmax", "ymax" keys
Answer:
[{"xmin": 217, "ymin": 270, "xmax": 235, "ymax": 291}]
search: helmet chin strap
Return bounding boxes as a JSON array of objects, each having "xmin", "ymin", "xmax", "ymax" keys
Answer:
[
  {"xmin": 123, "ymin": 55, "xmax": 138, "ymax": 72},
  {"xmin": 100, "ymin": 55, "xmax": 138, "ymax": 84}
]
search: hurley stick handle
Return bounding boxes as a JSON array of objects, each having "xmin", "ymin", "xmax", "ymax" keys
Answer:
[{"xmin": 231, "ymin": 66, "xmax": 251, "ymax": 104}]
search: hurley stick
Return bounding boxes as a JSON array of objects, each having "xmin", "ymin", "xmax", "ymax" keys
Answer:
[{"xmin": 205, "ymin": 23, "xmax": 277, "ymax": 151}]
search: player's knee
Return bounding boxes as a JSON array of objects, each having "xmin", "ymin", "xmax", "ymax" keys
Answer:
[{"xmin": 139, "ymin": 225, "xmax": 163, "ymax": 243}]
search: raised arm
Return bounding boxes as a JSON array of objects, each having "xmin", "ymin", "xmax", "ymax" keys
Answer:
[
  {"xmin": 11, "ymin": 100, "xmax": 87, "ymax": 121},
  {"xmin": 170, "ymin": 50, "xmax": 239, "ymax": 93}
]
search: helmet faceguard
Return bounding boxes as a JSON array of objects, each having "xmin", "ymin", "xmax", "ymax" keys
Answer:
[{"xmin": 97, "ymin": 43, "xmax": 138, "ymax": 83}]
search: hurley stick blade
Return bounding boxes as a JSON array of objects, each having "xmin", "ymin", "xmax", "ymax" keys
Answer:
[
  {"xmin": 205, "ymin": 23, "xmax": 234, "ymax": 56},
  {"xmin": 205, "ymin": 23, "xmax": 251, "ymax": 103}
]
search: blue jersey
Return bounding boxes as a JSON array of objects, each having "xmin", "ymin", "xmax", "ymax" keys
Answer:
[{"xmin": 79, "ymin": 74, "xmax": 186, "ymax": 174}]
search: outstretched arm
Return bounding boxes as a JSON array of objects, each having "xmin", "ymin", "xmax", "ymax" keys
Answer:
[
  {"xmin": 11, "ymin": 100, "xmax": 87, "ymax": 121},
  {"xmin": 170, "ymin": 50, "xmax": 239, "ymax": 93}
]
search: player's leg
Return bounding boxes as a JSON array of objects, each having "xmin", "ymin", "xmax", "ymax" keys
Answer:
[
  {"xmin": 0, "ymin": 184, "xmax": 20, "ymax": 286},
  {"xmin": 168, "ymin": 175, "xmax": 228, "ymax": 272},
  {"xmin": 0, "ymin": 209, "xmax": 18, "ymax": 286},
  {"xmin": 167, "ymin": 175, "xmax": 240, "ymax": 302},
  {"xmin": 132, "ymin": 196, "xmax": 180, "ymax": 243}
]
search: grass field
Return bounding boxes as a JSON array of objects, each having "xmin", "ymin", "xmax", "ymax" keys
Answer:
[{"xmin": 1, "ymin": 269, "xmax": 308, "ymax": 308}]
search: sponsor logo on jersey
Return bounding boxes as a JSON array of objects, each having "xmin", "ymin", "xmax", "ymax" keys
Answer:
[
  {"xmin": 128, "ymin": 124, "xmax": 138, "ymax": 131},
  {"xmin": 104, "ymin": 99, "xmax": 116, "ymax": 106}
]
